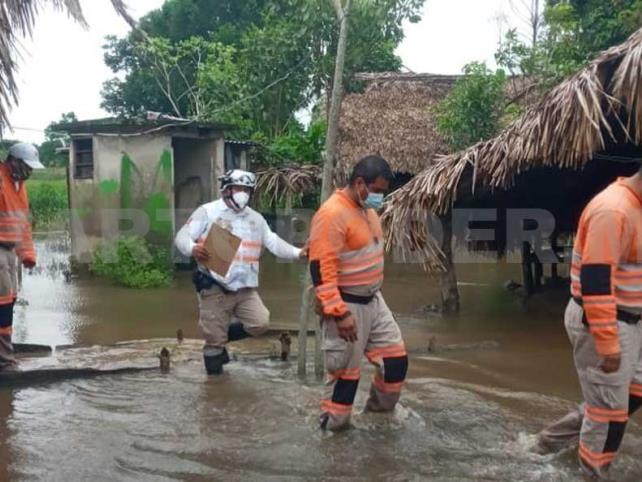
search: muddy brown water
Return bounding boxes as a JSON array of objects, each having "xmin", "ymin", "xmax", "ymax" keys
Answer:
[{"xmin": 1, "ymin": 234, "xmax": 641, "ymax": 481}]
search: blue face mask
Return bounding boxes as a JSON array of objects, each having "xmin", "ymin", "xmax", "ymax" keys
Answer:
[{"xmin": 365, "ymin": 191, "xmax": 384, "ymax": 210}]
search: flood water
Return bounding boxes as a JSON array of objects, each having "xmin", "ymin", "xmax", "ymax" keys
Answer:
[{"xmin": 1, "ymin": 234, "xmax": 641, "ymax": 481}]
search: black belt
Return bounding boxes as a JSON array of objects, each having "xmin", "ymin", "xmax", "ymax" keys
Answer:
[
  {"xmin": 193, "ymin": 270, "xmax": 233, "ymax": 294},
  {"xmin": 340, "ymin": 291, "xmax": 375, "ymax": 305},
  {"xmin": 0, "ymin": 242, "xmax": 15, "ymax": 250},
  {"xmin": 573, "ymin": 297, "xmax": 641, "ymax": 325}
]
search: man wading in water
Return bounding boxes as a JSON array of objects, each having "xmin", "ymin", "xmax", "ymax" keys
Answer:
[
  {"xmin": 175, "ymin": 169, "xmax": 306, "ymax": 375},
  {"xmin": 0, "ymin": 143, "xmax": 44, "ymax": 372},
  {"xmin": 536, "ymin": 171, "xmax": 642, "ymax": 479},
  {"xmin": 308, "ymin": 155, "xmax": 408, "ymax": 430}
]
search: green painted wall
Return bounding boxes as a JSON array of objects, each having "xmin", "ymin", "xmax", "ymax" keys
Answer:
[
  {"xmin": 71, "ymin": 146, "xmax": 174, "ymax": 244},
  {"xmin": 118, "ymin": 148, "xmax": 173, "ymax": 243}
]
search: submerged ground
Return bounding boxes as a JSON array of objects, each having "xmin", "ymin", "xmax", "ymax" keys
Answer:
[{"xmin": 1, "ymin": 234, "xmax": 640, "ymax": 481}]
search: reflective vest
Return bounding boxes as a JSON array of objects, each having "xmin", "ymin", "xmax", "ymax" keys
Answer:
[
  {"xmin": 0, "ymin": 163, "xmax": 35, "ymax": 263},
  {"xmin": 571, "ymin": 177, "xmax": 642, "ymax": 356},
  {"xmin": 174, "ymin": 199, "xmax": 301, "ymax": 291},
  {"xmin": 309, "ymin": 189, "xmax": 384, "ymax": 318}
]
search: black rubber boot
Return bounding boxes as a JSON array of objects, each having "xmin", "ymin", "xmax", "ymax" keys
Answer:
[
  {"xmin": 228, "ymin": 321, "xmax": 251, "ymax": 341},
  {"xmin": 203, "ymin": 348, "xmax": 230, "ymax": 375},
  {"xmin": 221, "ymin": 347, "xmax": 231, "ymax": 365}
]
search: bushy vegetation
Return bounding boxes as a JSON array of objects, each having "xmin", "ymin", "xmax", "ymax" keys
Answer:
[
  {"xmin": 27, "ymin": 174, "xmax": 68, "ymax": 231},
  {"xmin": 101, "ymin": 0, "xmax": 425, "ymax": 140},
  {"xmin": 90, "ymin": 236, "xmax": 173, "ymax": 288},
  {"xmin": 433, "ymin": 1, "xmax": 642, "ymax": 154},
  {"xmin": 497, "ymin": 0, "xmax": 642, "ymax": 88},
  {"xmin": 433, "ymin": 62, "xmax": 508, "ymax": 152}
]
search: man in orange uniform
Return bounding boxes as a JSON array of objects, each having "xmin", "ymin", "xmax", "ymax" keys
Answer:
[
  {"xmin": 309, "ymin": 155, "xmax": 408, "ymax": 430},
  {"xmin": 0, "ymin": 143, "xmax": 43, "ymax": 371},
  {"xmin": 537, "ymin": 173, "xmax": 642, "ymax": 478}
]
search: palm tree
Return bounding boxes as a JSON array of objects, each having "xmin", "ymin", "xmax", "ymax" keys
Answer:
[{"xmin": 0, "ymin": 0, "xmax": 136, "ymax": 127}]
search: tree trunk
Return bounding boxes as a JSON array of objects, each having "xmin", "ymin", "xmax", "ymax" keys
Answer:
[
  {"xmin": 439, "ymin": 214, "xmax": 460, "ymax": 313},
  {"xmin": 320, "ymin": 0, "xmax": 351, "ymax": 202},
  {"xmin": 298, "ymin": 0, "xmax": 352, "ymax": 378}
]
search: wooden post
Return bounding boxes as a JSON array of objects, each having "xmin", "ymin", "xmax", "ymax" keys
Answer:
[
  {"xmin": 521, "ymin": 242, "xmax": 534, "ymax": 296},
  {"xmin": 314, "ymin": 317, "xmax": 324, "ymax": 380},
  {"xmin": 551, "ymin": 233, "xmax": 559, "ymax": 280},
  {"xmin": 297, "ymin": 285, "xmax": 313, "ymax": 378},
  {"xmin": 439, "ymin": 214, "xmax": 460, "ymax": 313},
  {"xmin": 534, "ymin": 259, "xmax": 543, "ymax": 290}
]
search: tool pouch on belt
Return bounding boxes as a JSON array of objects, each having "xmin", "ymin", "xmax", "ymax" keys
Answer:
[{"xmin": 192, "ymin": 270, "xmax": 230, "ymax": 294}]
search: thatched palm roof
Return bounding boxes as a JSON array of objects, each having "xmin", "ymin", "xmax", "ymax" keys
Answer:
[
  {"xmin": 381, "ymin": 27, "xmax": 642, "ymax": 271},
  {"xmin": 335, "ymin": 73, "xmax": 458, "ymax": 180},
  {"xmin": 254, "ymin": 165, "xmax": 321, "ymax": 207}
]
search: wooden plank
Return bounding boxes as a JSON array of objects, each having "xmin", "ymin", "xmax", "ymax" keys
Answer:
[
  {"xmin": 0, "ymin": 367, "xmax": 157, "ymax": 387},
  {"xmin": 14, "ymin": 343, "xmax": 52, "ymax": 354}
]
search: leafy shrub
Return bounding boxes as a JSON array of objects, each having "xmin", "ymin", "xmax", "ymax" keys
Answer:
[
  {"xmin": 27, "ymin": 180, "xmax": 68, "ymax": 230},
  {"xmin": 90, "ymin": 236, "xmax": 173, "ymax": 288},
  {"xmin": 433, "ymin": 62, "xmax": 507, "ymax": 152}
]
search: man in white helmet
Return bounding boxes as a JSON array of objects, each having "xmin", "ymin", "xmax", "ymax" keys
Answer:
[
  {"xmin": 175, "ymin": 169, "xmax": 306, "ymax": 375},
  {"xmin": 0, "ymin": 142, "xmax": 45, "ymax": 371}
]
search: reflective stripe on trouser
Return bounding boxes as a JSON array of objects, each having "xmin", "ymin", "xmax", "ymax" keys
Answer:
[
  {"xmin": 320, "ymin": 292, "xmax": 408, "ymax": 430},
  {"xmin": 538, "ymin": 299, "xmax": 642, "ymax": 478},
  {"xmin": 197, "ymin": 286, "xmax": 270, "ymax": 350},
  {"xmin": 0, "ymin": 247, "xmax": 18, "ymax": 368}
]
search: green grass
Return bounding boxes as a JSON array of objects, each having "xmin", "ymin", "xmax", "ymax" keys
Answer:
[
  {"xmin": 26, "ymin": 178, "xmax": 68, "ymax": 231},
  {"xmin": 29, "ymin": 167, "xmax": 67, "ymax": 182}
]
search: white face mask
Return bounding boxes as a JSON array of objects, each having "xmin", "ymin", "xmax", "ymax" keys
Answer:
[{"xmin": 231, "ymin": 191, "xmax": 250, "ymax": 211}]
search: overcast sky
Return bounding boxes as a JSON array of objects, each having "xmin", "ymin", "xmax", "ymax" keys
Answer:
[{"xmin": 7, "ymin": 0, "xmax": 527, "ymax": 144}]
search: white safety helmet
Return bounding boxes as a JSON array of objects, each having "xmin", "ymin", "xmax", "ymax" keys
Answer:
[
  {"xmin": 8, "ymin": 142, "xmax": 45, "ymax": 169},
  {"xmin": 218, "ymin": 169, "xmax": 256, "ymax": 191}
]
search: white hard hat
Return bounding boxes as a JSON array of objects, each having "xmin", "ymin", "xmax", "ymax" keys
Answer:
[
  {"xmin": 218, "ymin": 169, "xmax": 256, "ymax": 190},
  {"xmin": 8, "ymin": 142, "xmax": 45, "ymax": 169}
]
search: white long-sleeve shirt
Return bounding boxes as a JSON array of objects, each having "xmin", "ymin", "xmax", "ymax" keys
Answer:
[{"xmin": 175, "ymin": 199, "xmax": 301, "ymax": 291}]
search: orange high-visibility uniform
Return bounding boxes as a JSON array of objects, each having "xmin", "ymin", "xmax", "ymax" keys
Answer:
[
  {"xmin": 309, "ymin": 189, "xmax": 407, "ymax": 430},
  {"xmin": 309, "ymin": 189, "xmax": 384, "ymax": 318},
  {"xmin": 0, "ymin": 164, "xmax": 35, "ymax": 262},
  {"xmin": 0, "ymin": 163, "xmax": 34, "ymax": 307},
  {"xmin": 570, "ymin": 177, "xmax": 642, "ymax": 356},
  {"xmin": 549, "ymin": 177, "xmax": 642, "ymax": 477},
  {"xmin": 0, "ymin": 162, "xmax": 35, "ymax": 369}
]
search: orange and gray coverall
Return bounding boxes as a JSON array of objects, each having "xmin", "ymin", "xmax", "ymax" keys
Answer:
[
  {"xmin": 309, "ymin": 189, "xmax": 408, "ymax": 430},
  {"xmin": 0, "ymin": 163, "xmax": 35, "ymax": 369},
  {"xmin": 538, "ymin": 178, "xmax": 642, "ymax": 478}
]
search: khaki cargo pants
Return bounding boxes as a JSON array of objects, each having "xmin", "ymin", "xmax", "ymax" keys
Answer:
[
  {"xmin": 538, "ymin": 299, "xmax": 642, "ymax": 478},
  {"xmin": 321, "ymin": 292, "xmax": 408, "ymax": 431},
  {"xmin": 0, "ymin": 247, "xmax": 18, "ymax": 370},
  {"xmin": 197, "ymin": 286, "xmax": 270, "ymax": 352}
]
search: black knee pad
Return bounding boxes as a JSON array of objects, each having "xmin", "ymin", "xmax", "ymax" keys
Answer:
[
  {"xmin": 383, "ymin": 355, "xmax": 408, "ymax": 383},
  {"xmin": 0, "ymin": 302, "xmax": 14, "ymax": 329},
  {"xmin": 603, "ymin": 421, "xmax": 627, "ymax": 453},
  {"xmin": 228, "ymin": 321, "xmax": 251, "ymax": 341},
  {"xmin": 332, "ymin": 378, "xmax": 359, "ymax": 405}
]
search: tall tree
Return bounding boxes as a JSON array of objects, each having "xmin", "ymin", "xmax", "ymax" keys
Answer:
[
  {"xmin": 497, "ymin": 0, "xmax": 642, "ymax": 87},
  {"xmin": 100, "ymin": 0, "xmax": 425, "ymax": 138},
  {"xmin": 298, "ymin": 0, "xmax": 354, "ymax": 379},
  {"xmin": 320, "ymin": 0, "xmax": 352, "ymax": 203},
  {"xmin": 39, "ymin": 112, "xmax": 77, "ymax": 167}
]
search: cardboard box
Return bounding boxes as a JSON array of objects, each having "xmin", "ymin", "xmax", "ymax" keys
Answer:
[{"xmin": 202, "ymin": 223, "xmax": 242, "ymax": 277}]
